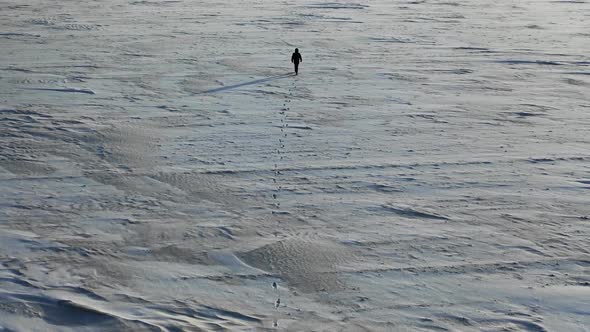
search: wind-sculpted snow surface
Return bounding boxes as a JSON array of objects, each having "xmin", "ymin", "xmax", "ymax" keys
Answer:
[{"xmin": 1, "ymin": 0, "xmax": 589, "ymax": 330}]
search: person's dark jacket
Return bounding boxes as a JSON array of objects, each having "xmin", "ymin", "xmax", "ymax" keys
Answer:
[{"xmin": 291, "ymin": 52, "xmax": 302, "ymax": 64}]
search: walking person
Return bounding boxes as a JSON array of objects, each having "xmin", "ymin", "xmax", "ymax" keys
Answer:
[{"xmin": 291, "ymin": 48, "xmax": 302, "ymax": 75}]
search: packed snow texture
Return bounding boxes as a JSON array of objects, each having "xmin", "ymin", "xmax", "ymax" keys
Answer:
[{"xmin": 1, "ymin": 0, "xmax": 589, "ymax": 331}]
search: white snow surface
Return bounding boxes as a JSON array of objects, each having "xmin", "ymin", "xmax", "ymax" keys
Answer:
[{"xmin": 1, "ymin": 0, "xmax": 589, "ymax": 331}]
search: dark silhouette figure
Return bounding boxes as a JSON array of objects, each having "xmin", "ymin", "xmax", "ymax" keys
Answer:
[{"xmin": 291, "ymin": 48, "xmax": 302, "ymax": 75}]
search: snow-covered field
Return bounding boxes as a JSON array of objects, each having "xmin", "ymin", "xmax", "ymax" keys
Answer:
[{"xmin": 1, "ymin": 0, "xmax": 589, "ymax": 330}]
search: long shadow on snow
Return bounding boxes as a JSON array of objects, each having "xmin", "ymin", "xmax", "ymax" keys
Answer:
[{"xmin": 200, "ymin": 73, "xmax": 293, "ymax": 94}]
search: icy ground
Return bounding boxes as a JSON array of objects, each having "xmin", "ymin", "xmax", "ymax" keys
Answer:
[{"xmin": 1, "ymin": 0, "xmax": 589, "ymax": 330}]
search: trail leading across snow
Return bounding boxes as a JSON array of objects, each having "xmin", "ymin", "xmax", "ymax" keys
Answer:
[{"xmin": 1, "ymin": 0, "xmax": 589, "ymax": 331}]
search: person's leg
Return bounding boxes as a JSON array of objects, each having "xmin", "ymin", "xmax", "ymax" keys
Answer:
[{"xmin": 295, "ymin": 62, "xmax": 299, "ymax": 75}]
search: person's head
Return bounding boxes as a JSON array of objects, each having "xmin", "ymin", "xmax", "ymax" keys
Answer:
[{"xmin": 295, "ymin": 48, "xmax": 299, "ymax": 53}]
